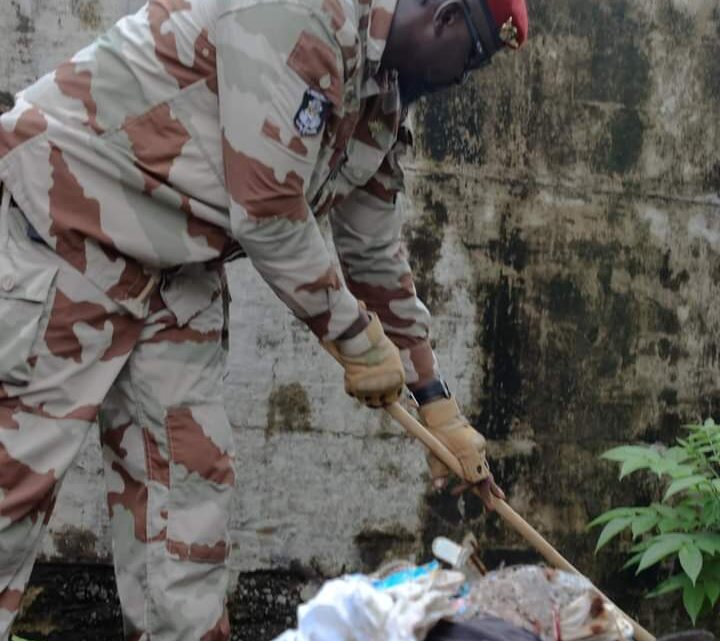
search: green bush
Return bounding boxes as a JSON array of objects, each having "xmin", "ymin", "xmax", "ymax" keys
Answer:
[{"xmin": 589, "ymin": 419, "xmax": 720, "ymax": 624}]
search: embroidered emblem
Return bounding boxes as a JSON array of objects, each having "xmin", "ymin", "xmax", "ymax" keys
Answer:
[
  {"xmin": 294, "ymin": 88, "xmax": 332, "ymax": 136},
  {"xmin": 499, "ymin": 17, "xmax": 520, "ymax": 49}
]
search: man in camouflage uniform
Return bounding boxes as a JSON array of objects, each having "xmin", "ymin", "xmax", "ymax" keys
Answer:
[{"xmin": 0, "ymin": 0, "xmax": 528, "ymax": 637}]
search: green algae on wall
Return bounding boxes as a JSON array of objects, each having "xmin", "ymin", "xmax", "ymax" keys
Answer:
[
  {"xmin": 71, "ymin": 0, "xmax": 103, "ymax": 30},
  {"xmin": 266, "ymin": 383, "xmax": 313, "ymax": 435}
]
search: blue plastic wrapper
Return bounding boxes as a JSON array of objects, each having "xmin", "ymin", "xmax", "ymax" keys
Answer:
[{"xmin": 371, "ymin": 561, "xmax": 441, "ymax": 591}]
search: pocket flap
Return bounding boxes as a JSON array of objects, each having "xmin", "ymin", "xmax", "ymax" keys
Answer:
[
  {"xmin": 0, "ymin": 255, "xmax": 57, "ymax": 302},
  {"xmin": 340, "ymin": 140, "xmax": 386, "ymax": 188}
]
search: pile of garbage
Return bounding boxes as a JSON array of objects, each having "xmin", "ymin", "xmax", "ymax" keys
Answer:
[{"xmin": 273, "ymin": 536, "xmax": 634, "ymax": 641}]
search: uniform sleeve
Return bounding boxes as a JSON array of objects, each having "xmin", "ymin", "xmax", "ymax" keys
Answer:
[
  {"xmin": 216, "ymin": 6, "xmax": 360, "ymax": 340},
  {"xmin": 329, "ymin": 128, "xmax": 441, "ymax": 388}
]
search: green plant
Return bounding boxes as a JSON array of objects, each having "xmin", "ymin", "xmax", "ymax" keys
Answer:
[{"xmin": 589, "ymin": 419, "xmax": 720, "ymax": 624}]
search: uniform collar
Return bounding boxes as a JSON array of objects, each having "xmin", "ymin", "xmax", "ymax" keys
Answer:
[{"xmin": 361, "ymin": 0, "xmax": 399, "ymax": 97}]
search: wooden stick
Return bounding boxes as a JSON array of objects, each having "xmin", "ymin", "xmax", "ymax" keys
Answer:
[{"xmin": 386, "ymin": 401, "xmax": 656, "ymax": 641}]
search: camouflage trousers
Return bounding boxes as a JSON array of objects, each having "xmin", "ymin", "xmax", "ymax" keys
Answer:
[{"xmin": 0, "ymin": 202, "xmax": 235, "ymax": 641}]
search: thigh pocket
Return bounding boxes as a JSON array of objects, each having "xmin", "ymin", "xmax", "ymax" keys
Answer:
[
  {"xmin": 165, "ymin": 404, "xmax": 236, "ymax": 563},
  {"xmin": 0, "ymin": 255, "xmax": 57, "ymax": 385}
]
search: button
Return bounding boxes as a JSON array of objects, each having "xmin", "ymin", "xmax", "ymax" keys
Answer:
[
  {"xmin": 319, "ymin": 74, "xmax": 331, "ymax": 90},
  {"xmin": 1, "ymin": 274, "xmax": 15, "ymax": 292}
]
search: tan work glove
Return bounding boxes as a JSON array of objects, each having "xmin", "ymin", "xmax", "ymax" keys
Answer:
[
  {"xmin": 419, "ymin": 397, "xmax": 490, "ymax": 484},
  {"xmin": 328, "ymin": 312, "xmax": 405, "ymax": 408},
  {"xmin": 419, "ymin": 397, "xmax": 506, "ymax": 510}
]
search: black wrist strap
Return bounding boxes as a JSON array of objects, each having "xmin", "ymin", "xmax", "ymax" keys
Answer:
[{"xmin": 410, "ymin": 379, "xmax": 451, "ymax": 406}]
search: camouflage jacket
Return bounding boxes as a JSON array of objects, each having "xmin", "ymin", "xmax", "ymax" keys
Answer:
[{"xmin": 0, "ymin": 0, "xmax": 439, "ymax": 386}]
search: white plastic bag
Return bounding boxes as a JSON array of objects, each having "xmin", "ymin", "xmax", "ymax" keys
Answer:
[{"xmin": 273, "ymin": 567, "xmax": 464, "ymax": 641}]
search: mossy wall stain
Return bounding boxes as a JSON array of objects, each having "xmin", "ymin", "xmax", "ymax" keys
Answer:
[
  {"xmin": 405, "ymin": 190, "xmax": 449, "ymax": 308},
  {"xmin": 486, "ymin": 212, "xmax": 529, "ymax": 273},
  {"xmin": 408, "ymin": 0, "xmax": 720, "ymax": 618},
  {"xmin": 404, "ymin": 82, "xmax": 720, "ymax": 625},
  {"xmin": 704, "ymin": 162, "xmax": 720, "ymax": 194},
  {"xmin": 417, "ymin": 85, "xmax": 487, "ymax": 165},
  {"xmin": 0, "ymin": 90, "xmax": 14, "ymax": 113},
  {"xmin": 11, "ymin": 1, "xmax": 34, "ymax": 34},
  {"xmin": 51, "ymin": 526, "xmax": 99, "ymax": 563},
  {"xmin": 71, "ymin": 0, "xmax": 103, "ymax": 30},
  {"xmin": 10, "ymin": 0, "xmax": 34, "ymax": 52},
  {"xmin": 474, "ymin": 276, "xmax": 526, "ymax": 441},
  {"xmin": 353, "ymin": 526, "xmax": 417, "ymax": 571},
  {"xmin": 414, "ymin": 0, "xmax": 666, "ymax": 179},
  {"xmin": 266, "ymin": 383, "xmax": 312, "ymax": 435},
  {"xmin": 655, "ymin": 0, "xmax": 695, "ymax": 42},
  {"xmin": 594, "ymin": 108, "xmax": 646, "ymax": 175},
  {"xmin": 567, "ymin": 1, "xmax": 650, "ymax": 108}
]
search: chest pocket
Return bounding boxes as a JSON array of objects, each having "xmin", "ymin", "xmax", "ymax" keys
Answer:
[
  {"xmin": 309, "ymin": 90, "xmax": 402, "ymax": 215},
  {"xmin": 308, "ymin": 109, "xmax": 359, "ymax": 214},
  {"xmin": 340, "ymin": 94, "xmax": 401, "ymax": 189}
]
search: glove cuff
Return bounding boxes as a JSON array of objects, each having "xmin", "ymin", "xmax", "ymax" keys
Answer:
[
  {"xmin": 335, "ymin": 312, "xmax": 383, "ymax": 357},
  {"xmin": 418, "ymin": 397, "xmax": 462, "ymax": 429}
]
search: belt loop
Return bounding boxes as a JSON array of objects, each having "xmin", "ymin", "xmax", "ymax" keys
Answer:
[
  {"xmin": 123, "ymin": 273, "xmax": 160, "ymax": 319},
  {"xmin": 0, "ymin": 183, "xmax": 11, "ymax": 250}
]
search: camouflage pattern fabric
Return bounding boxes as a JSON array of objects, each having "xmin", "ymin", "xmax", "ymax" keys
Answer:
[
  {"xmin": 0, "ymin": 206, "xmax": 234, "ymax": 640},
  {"xmin": 0, "ymin": 0, "xmax": 439, "ymax": 386},
  {"xmin": 0, "ymin": 0, "xmax": 443, "ymax": 636}
]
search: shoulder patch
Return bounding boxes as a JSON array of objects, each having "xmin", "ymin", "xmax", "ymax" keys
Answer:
[{"xmin": 294, "ymin": 89, "xmax": 331, "ymax": 137}]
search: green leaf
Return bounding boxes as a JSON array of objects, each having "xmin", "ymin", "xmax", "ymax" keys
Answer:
[
  {"xmin": 637, "ymin": 535, "xmax": 688, "ymax": 572},
  {"xmin": 587, "ymin": 507, "xmax": 638, "ymax": 529},
  {"xmin": 679, "ymin": 544, "xmax": 704, "ymax": 584},
  {"xmin": 683, "ymin": 582, "xmax": 706, "ymax": 624},
  {"xmin": 595, "ymin": 517, "xmax": 633, "ymax": 552},
  {"xmin": 631, "ymin": 512, "xmax": 659, "ymax": 538},
  {"xmin": 620, "ymin": 458, "xmax": 652, "ymax": 479},
  {"xmin": 657, "ymin": 517, "xmax": 685, "ymax": 534},
  {"xmin": 665, "ymin": 446, "xmax": 692, "ymax": 463},
  {"xmin": 602, "ymin": 446, "xmax": 653, "ymax": 462},
  {"xmin": 630, "ymin": 539, "xmax": 652, "ymax": 553},
  {"xmin": 706, "ymin": 558, "xmax": 720, "ymax": 569},
  {"xmin": 655, "ymin": 504, "xmax": 678, "ymax": 519},
  {"xmin": 665, "ymin": 464, "xmax": 698, "ymax": 479},
  {"xmin": 705, "ymin": 580, "xmax": 720, "ymax": 607},
  {"xmin": 673, "ymin": 503, "xmax": 699, "ymax": 521},
  {"xmin": 691, "ymin": 533, "xmax": 720, "ymax": 555},
  {"xmin": 647, "ymin": 574, "xmax": 688, "ymax": 598},
  {"xmin": 622, "ymin": 550, "xmax": 645, "ymax": 570},
  {"xmin": 664, "ymin": 475, "xmax": 709, "ymax": 500},
  {"xmin": 703, "ymin": 560, "xmax": 720, "ymax": 581}
]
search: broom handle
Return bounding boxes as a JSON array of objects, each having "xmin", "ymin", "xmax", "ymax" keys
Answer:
[{"xmin": 385, "ymin": 402, "xmax": 656, "ymax": 641}]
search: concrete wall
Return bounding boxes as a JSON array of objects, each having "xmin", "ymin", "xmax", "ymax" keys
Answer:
[{"xmin": 2, "ymin": 0, "xmax": 720, "ymax": 636}]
